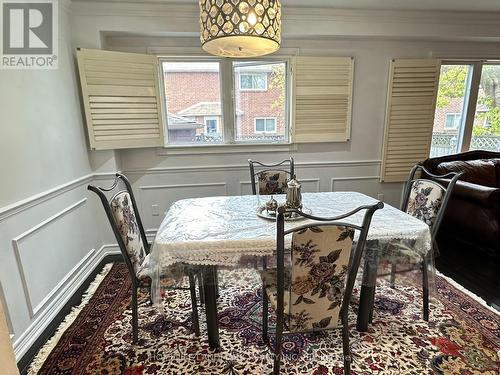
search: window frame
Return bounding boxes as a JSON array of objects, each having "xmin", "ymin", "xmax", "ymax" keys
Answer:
[
  {"xmin": 158, "ymin": 56, "xmax": 291, "ymax": 148},
  {"xmin": 444, "ymin": 113, "xmax": 462, "ymax": 130},
  {"xmin": 437, "ymin": 60, "xmax": 500, "ymax": 153},
  {"xmin": 254, "ymin": 117, "xmax": 277, "ymax": 134},
  {"xmin": 239, "ymin": 72, "xmax": 268, "ymax": 91}
]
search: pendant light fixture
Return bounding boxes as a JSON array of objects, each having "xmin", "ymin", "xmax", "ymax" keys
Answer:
[{"xmin": 199, "ymin": 0, "xmax": 281, "ymax": 58}]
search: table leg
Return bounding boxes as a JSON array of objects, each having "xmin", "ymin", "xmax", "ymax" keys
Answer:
[
  {"xmin": 357, "ymin": 254, "xmax": 379, "ymax": 332},
  {"xmin": 202, "ymin": 265, "xmax": 220, "ymax": 349}
]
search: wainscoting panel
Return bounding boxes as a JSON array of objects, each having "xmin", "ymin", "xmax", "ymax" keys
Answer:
[
  {"xmin": 12, "ymin": 199, "xmax": 89, "ymax": 317},
  {"xmin": 0, "ymin": 173, "xmax": 116, "ymax": 361},
  {"xmin": 138, "ymin": 182, "xmax": 228, "ymax": 227},
  {"xmin": 330, "ymin": 176, "xmax": 381, "ymax": 198}
]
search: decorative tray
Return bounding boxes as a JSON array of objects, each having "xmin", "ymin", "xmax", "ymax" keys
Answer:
[{"xmin": 256, "ymin": 206, "xmax": 312, "ymax": 222}]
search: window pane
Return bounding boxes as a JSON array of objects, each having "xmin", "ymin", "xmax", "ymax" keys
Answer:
[
  {"xmin": 430, "ymin": 65, "xmax": 471, "ymax": 157},
  {"xmin": 265, "ymin": 118, "xmax": 276, "ymax": 132},
  {"xmin": 162, "ymin": 61, "xmax": 223, "ymax": 144},
  {"xmin": 234, "ymin": 62, "xmax": 287, "ymax": 142},
  {"xmin": 470, "ymin": 64, "xmax": 500, "ymax": 152}
]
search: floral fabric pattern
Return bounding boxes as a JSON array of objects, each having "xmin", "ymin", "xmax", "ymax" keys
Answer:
[
  {"xmin": 261, "ymin": 225, "xmax": 355, "ymax": 332},
  {"xmin": 257, "ymin": 170, "xmax": 288, "ymax": 195},
  {"xmin": 406, "ymin": 179, "xmax": 445, "ymax": 227},
  {"xmin": 111, "ymin": 192, "xmax": 149, "ymax": 279}
]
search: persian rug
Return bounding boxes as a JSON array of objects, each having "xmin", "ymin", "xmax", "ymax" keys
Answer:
[{"xmin": 28, "ymin": 263, "xmax": 499, "ymax": 374}]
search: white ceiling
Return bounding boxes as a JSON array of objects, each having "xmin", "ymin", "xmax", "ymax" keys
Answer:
[{"xmin": 87, "ymin": 0, "xmax": 500, "ymax": 12}]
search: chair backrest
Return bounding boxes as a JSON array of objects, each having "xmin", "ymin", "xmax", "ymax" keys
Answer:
[
  {"xmin": 401, "ymin": 164, "xmax": 462, "ymax": 239},
  {"xmin": 248, "ymin": 157, "xmax": 294, "ymax": 195},
  {"xmin": 88, "ymin": 173, "xmax": 149, "ymax": 281},
  {"xmin": 275, "ymin": 202, "xmax": 383, "ymax": 333}
]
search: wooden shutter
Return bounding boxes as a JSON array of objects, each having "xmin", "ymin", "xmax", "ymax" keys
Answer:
[
  {"xmin": 380, "ymin": 59, "xmax": 441, "ymax": 182},
  {"xmin": 292, "ymin": 57, "xmax": 354, "ymax": 143},
  {"xmin": 76, "ymin": 48, "xmax": 164, "ymax": 150}
]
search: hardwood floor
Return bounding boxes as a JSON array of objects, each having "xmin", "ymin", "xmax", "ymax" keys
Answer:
[{"xmin": 435, "ymin": 237, "xmax": 500, "ymax": 312}]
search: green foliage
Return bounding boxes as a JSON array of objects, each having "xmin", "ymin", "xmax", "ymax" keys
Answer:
[
  {"xmin": 438, "ymin": 64, "xmax": 500, "ymax": 137},
  {"xmin": 269, "ymin": 64, "xmax": 285, "ymax": 115},
  {"xmin": 436, "ymin": 65, "xmax": 467, "ymax": 109}
]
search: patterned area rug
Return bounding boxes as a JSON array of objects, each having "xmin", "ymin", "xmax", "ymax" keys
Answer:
[{"xmin": 29, "ymin": 263, "xmax": 500, "ymax": 374}]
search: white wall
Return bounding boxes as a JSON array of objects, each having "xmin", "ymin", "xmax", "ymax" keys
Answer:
[{"xmin": 0, "ymin": 1, "xmax": 117, "ymax": 360}]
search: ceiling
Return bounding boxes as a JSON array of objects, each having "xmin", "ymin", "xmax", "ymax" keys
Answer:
[{"xmin": 82, "ymin": 0, "xmax": 500, "ymax": 12}]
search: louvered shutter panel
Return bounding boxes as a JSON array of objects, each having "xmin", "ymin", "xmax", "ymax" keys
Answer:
[
  {"xmin": 76, "ymin": 48, "xmax": 164, "ymax": 150},
  {"xmin": 293, "ymin": 57, "xmax": 354, "ymax": 143},
  {"xmin": 380, "ymin": 59, "xmax": 441, "ymax": 182}
]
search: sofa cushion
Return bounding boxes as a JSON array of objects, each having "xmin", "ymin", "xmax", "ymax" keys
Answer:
[{"xmin": 436, "ymin": 159, "xmax": 497, "ymax": 188}]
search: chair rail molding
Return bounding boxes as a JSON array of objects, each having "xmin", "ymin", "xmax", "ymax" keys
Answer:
[{"xmin": 0, "ymin": 172, "xmax": 116, "ymax": 223}]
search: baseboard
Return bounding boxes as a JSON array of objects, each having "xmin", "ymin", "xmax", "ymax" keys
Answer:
[{"xmin": 16, "ymin": 244, "xmax": 121, "ymax": 374}]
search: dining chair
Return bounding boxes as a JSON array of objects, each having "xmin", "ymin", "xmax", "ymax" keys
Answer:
[
  {"xmin": 248, "ymin": 157, "xmax": 294, "ymax": 195},
  {"xmin": 388, "ymin": 164, "xmax": 462, "ymax": 321},
  {"xmin": 88, "ymin": 173, "xmax": 200, "ymax": 343},
  {"xmin": 260, "ymin": 202, "xmax": 383, "ymax": 375}
]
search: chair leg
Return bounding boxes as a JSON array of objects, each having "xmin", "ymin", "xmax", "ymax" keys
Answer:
[
  {"xmin": 188, "ymin": 272, "xmax": 200, "ymax": 336},
  {"xmin": 131, "ymin": 286, "xmax": 139, "ymax": 344},
  {"xmin": 390, "ymin": 262, "xmax": 396, "ymax": 288},
  {"xmin": 368, "ymin": 284, "xmax": 376, "ymax": 324},
  {"xmin": 341, "ymin": 311, "xmax": 351, "ymax": 375},
  {"xmin": 422, "ymin": 257, "xmax": 430, "ymax": 322},
  {"xmin": 262, "ymin": 288, "xmax": 269, "ymax": 343},
  {"xmin": 273, "ymin": 309, "xmax": 284, "ymax": 375}
]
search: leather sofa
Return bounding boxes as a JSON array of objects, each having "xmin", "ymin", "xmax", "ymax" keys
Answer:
[{"xmin": 422, "ymin": 150, "xmax": 500, "ymax": 257}]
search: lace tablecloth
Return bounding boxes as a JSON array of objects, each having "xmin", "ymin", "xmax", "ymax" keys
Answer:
[{"xmin": 151, "ymin": 192, "xmax": 431, "ymax": 269}]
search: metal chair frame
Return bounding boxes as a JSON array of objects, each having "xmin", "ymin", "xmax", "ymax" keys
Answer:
[
  {"xmin": 248, "ymin": 157, "xmax": 295, "ymax": 195},
  {"xmin": 389, "ymin": 164, "xmax": 462, "ymax": 321},
  {"xmin": 88, "ymin": 173, "xmax": 200, "ymax": 343},
  {"xmin": 263, "ymin": 202, "xmax": 383, "ymax": 375}
]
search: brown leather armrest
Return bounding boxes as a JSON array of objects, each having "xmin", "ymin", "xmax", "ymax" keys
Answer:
[{"xmin": 435, "ymin": 178, "xmax": 500, "ymax": 207}]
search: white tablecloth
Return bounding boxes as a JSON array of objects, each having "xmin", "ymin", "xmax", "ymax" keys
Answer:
[{"xmin": 151, "ymin": 192, "xmax": 431, "ymax": 268}]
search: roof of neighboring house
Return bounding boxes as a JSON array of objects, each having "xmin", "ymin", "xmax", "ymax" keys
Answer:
[
  {"xmin": 177, "ymin": 102, "xmax": 243, "ymax": 116},
  {"xmin": 167, "ymin": 113, "xmax": 204, "ymax": 130}
]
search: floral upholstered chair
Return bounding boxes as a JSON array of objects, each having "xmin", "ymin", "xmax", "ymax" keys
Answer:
[
  {"xmin": 248, "ymin": 158, "xmax": 294, "ymax": 195},
  {"xmin": 389, "ymin": 164, "xmax": 462, "ymax": 321},
  {"xmin": 260, "ymin": 203, "xmax": 383, "ymax": 375},
  {"xmin": 88, "ymin": 173, "xmax": 200, "ymax": 343}
]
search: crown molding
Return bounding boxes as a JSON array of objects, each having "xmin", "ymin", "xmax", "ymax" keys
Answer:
[{"xmin": 70, "ymin": 1, "xmax": 500, "ymax": 42}]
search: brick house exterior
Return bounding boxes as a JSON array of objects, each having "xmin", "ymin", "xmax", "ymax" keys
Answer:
[
  {"xmin": 163, "ymin": 64, "xmax": 285, "ymax": 142},
  {"xmin": 433, "ymin": 97, "xmax": 464, "ymax": 134}
]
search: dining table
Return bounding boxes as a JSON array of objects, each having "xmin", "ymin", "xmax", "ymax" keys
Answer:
[{"xmin": 150, "ymin": 192, "xmax": 432, "ymax": 349}]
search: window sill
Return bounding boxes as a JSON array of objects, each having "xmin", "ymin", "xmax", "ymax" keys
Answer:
[{"xmin": 157, "ymin": 142, "xmax": 298, "ymax": 156}]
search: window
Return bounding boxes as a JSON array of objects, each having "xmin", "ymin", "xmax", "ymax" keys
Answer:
[
  {"xmin": 254, "ymin": 118, "xmax": 277, "ymax": 133},
  {"xmin": 240, "ymin": 73, "xmax": 267, "ymax": 91},
  {"xmin": 234, "ymin": 61, "xmax": 287, "ymax": 142},
  {"xmin": 444, "ymin": 113, "xmax": 462, "ymax": 129},
  {"xmin": 162, "ymin": 61, "xmax": 223, "ymax": 144},
  {"xmin": 430, "ymin": 62, "xmax": 500, "ymax": 157},
  {"xmin": 160, "ymin": 59, "xmax": 289, "ymax": 146},
  {"xmin": 470, "ymin": 64, "xmax": 500, "ymax": 152},
  {"xmin": 204, "ymin": 116, "xmax": 219, "ymax": 134}
]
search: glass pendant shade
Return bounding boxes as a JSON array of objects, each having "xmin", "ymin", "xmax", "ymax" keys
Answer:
[{"xmin": 199, "ymin": 0, "xmax": 281, "ymax": 58}]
